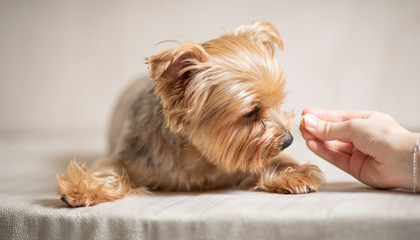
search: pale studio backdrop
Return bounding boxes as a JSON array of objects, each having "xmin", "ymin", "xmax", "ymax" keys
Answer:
[{"xmin": 1, "ymin": 0, "xmax": 419, "ymax": 136}]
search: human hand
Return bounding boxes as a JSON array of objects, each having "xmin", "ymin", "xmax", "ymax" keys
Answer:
[{"xmin": 299, "ymin": 108, "xmax": 420, "ymax": 191}]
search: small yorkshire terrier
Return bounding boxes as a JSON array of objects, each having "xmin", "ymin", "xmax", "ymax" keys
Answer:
[{"xmin": 57, "ymin": 21, "xmax": 323, "ymax": 207}]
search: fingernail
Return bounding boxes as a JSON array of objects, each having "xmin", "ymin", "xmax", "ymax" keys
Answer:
[{"xmin": 304, "ymin": 113, "xmax": 318, "ymax": 128}]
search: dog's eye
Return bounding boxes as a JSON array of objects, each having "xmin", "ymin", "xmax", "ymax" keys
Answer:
[{"xmin": 243, "ymin": 107, "xmax": 260, "ymax": 118}]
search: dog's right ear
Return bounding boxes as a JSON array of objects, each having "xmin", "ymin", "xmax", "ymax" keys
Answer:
[
  {"xmin": 147, "ymin": 42, "xmax": 209, "ymax": 132},
  {"xmin": 147, "ymin": 42, "xmax": 208, "ymax": 82}
]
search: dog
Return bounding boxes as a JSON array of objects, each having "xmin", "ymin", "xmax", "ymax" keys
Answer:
[{"xmin": 57, "ymin": 21, "xmax": 323, "ymax": 207}]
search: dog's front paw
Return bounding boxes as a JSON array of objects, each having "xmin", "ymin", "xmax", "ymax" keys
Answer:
[{"xmin": 257, "ymin": 164, "xmax": 324, "ymax": 194}]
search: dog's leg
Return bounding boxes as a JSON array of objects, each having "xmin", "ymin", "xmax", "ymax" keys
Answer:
[
  {"xmin": 241, "ymin": 155, "xmax": 324, "ymax": 194},
  {"xmin": 57, "ymin": 158, "xmax": 147, "ymax": 207}
]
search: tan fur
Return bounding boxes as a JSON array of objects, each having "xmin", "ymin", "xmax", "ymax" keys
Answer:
[
  {"xmin": 57, "ymin": 21, "xmax": 324, "ymax": 207},
  {"xmin": 255, "ymin": 156, "xmax": 323, "ymax": 193},
  {"xmin": 56, "ymin": 159, "xmax": 148, "ymax": 207}
]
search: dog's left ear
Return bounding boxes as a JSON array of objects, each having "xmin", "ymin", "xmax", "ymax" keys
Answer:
[{"xmin": 234, "ymin": 21, "xmax": 284, "ymax": 56}]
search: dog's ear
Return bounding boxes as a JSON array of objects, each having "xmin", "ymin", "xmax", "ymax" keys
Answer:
[
  {"xmin": 147, "ymin": 42, "xmax": 208, "ymax": 82},
  {"xmin": 147, "ymin": 42, "xmax": 208, "ymax": 132},
  {"xmin": 234, "ymin": 21, "xmax": 283, "ymax": 56}
]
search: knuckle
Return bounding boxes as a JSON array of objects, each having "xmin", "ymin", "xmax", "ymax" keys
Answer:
[
  {"xmin": 370, "ymin": 111, "xmax": 382, "ymax": 120},
  {"xmin": 370, "ymin": 111, "xmax": 394, "ymax": 122},
  {"xmin": 320, "ymin": 121, "xmax": 332, "ymax": 138},
  {"xmin": 346, "ymin": 119, "xmax": 363, "ymax": 141},
  {"xmin": 370, "ymin": 110, "xmax": 380, "ymax": 116}
]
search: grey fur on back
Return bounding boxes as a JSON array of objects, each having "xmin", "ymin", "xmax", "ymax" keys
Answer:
[{"xmin": 108, "ymin": 77, "xmax": 152, "ymax": 154}]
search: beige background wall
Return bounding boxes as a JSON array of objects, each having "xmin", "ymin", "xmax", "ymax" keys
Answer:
[{"xmin": 1, "ymin": 0, "xmax": 419, "ymax": 134}]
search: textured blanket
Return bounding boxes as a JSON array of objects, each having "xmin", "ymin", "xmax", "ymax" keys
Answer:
[{"xmin": 1, "ymin": 130, "xmax": 419, "ymax": 240}]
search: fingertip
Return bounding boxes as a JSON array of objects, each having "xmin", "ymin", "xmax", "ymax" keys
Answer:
[
  {"xmin": 302, "ymin": 108, "xmax": 325, "ymax": 116},
  {"xmin": 301, "ymin": 108, "xmax": 313, "ymax": 116},
  {"xmin": 305, "ymin": 139, "xmax": 332, "ymax": 161},
  {"xmin": 299, "ymin": 114, "xmax": 307, "ymax": 133},
  {"xmin": 306, "ymin": 139, "xmax": 318, "ymax": 151},
  {"xmin": 301, "ymin": 128, "xmax": 315, "ymax": 141},
  {"xmin": 301, "ymin": 113, "xmax": 322, "ymax": 139},
  {"xmin": 303, "ymin": 113, "xmax": 319, "ymax": 129},
  {"xmin": 305, "ymin": 139, "xmax": 329, "ymax": 163},
  {"xmin": 303, "ymin": 114, "xmax": 352, "ymax": 142},
  {"xmin": 305, "ymin": 139, "xmax": 352, "ymax": 175}
]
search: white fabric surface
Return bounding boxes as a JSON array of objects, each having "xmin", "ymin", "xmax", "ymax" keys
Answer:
[{"xmin": 1, "ymin": 129, "xmax": 420, "ymax": 240}]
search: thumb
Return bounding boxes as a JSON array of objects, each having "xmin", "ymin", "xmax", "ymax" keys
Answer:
[{"xmin": 302, "ymin": 113, "xmax": 356, "ymax": 142}]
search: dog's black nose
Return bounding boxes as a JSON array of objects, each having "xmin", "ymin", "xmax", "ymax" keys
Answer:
[{"xmin": 281, "ymin": 132, "xmax": 293, "ymax": 150}]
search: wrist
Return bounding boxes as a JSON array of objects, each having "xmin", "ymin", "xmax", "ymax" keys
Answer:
[
  {"xmin": 394, "ymin": 132, "xmax": 420, "ymax": 191},
  {"xmin": 414, "ymin": 134, "xmax": 420, "ymax": 192}
]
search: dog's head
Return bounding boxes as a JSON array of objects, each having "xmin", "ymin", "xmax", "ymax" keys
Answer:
[{"xmin": 147, "ymin": 21, "xmax": 293, "ymax": 173}]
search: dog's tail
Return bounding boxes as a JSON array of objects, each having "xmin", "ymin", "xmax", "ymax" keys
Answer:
[{"xmin": 56, "ymin": 159, "xmax": 149, "ymax": 207}]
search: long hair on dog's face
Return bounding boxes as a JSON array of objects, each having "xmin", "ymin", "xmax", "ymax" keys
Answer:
[{"xmin": 148, "ymin": 21, "xmax": 293, "ymax": 173}]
